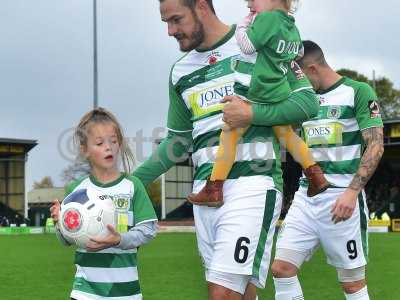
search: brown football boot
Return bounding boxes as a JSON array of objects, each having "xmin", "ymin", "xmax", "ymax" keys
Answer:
[
  {"xmin": 304, "ymin": 164, "xmax": 330, "ymax": 197},
  {"xmin": 187, "ymin": 180, "xmax": 224, "ymax": 207}
]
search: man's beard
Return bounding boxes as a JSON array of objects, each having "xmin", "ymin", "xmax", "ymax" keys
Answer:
[{"xmin": 176, "ymin": 15, "xmax": 205, "ymax": 52}]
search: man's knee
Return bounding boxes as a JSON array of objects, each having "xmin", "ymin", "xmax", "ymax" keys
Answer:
[
  {"xmin": 243, "ymin": 282, "xmax": 257, "ymax": 300},
  {"xmin": 206, "ymin": 269, "xmax": 250, "ymax": 299},
  {"xmin": 337, "ymin": 266, "xmax": 366, "ymax": 294},
  {"xmin": 271, "ymin": 259, "xmax": 298, "ymax": 278},
  {"xmin": 272, "ymin": 248, "xmax": 306, "ymax": 278},
  {"xmin": 208, "ymin": 282, "xmax": 243, "ymax": 300},
  {"xmin": 341, "ymin": 280, "xmax": 366, "ymax": 295}
]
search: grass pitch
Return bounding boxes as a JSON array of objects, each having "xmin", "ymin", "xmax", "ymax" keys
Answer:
[{"xmin": 0, "ymin": 233, "xmax": 399, "ymax": 299}]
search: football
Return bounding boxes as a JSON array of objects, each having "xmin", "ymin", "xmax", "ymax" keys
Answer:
[{"xmin": 59, "ymin": 188, "xmax": 116, "ymax": 248}]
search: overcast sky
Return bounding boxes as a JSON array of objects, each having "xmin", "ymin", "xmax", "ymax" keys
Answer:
[{"xmin": 1, "ymin": 0, "xmax": 399, "ymax": 190}]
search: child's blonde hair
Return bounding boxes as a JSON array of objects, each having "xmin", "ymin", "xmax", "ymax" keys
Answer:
[
  {"xmin": 244, "ymin": 0, "xmax": 300, "ymax": 14},
  {"xmin": 75, "ymin": 107, "xmax": 135, "ymax": 174},
  {"xmin": 285, "ymin": 0, "xmax": 299, "ymax": 13}
]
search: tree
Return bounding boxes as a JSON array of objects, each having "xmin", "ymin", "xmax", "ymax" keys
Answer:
[
  {"xmin": 33, "ymin": 176, "xmax": 54, "ymax": 189},
  {"xmin": 337, "ymin": 68, "xmax": 400, "ymax": 119}
]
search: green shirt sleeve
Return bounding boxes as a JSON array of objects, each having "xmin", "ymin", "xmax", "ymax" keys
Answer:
[
  {"xmin": 246, "ymin": 12, "xmax": 279, "ymax": 51},
  {"xmin": 167, "ymin": 69, "xmax": 193, "ymax": 132},
  {"xmin": 133, "ymin": 130, "xmax": 192, "ymax": 187},
  {"xmin": 131, "ymin": 176, "xmax": 158, "ymax": 225},
  {"xmin": 354, "ymin": 82, "xmax": 384, "ymax": 130}
]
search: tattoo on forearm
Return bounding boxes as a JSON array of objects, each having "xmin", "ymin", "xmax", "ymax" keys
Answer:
[{"xmin": 349, "ymin": 127, "xmax": 384, "ymax": 191}]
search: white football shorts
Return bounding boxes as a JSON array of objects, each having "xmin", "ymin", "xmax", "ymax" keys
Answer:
[
  {"xmin": 193, "ymin": 175, "xmax": 282, "ymax": 289},
  {"xmin": 276, "ymin": 187, "xmax": 369, "ymax": 269}
]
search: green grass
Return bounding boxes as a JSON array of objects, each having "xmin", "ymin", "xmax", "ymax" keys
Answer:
[{"xmin": 0, "ymin": 233, "xmax": 399, "ymax": 299}]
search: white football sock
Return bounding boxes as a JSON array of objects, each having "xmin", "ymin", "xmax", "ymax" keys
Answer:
[
  {"xmin": 273, "ymin": 276, "xmax": 304, "ymax": 300},
  {"xmin": 345, "ymin": 286, "xmax": 369, "ymax": 300}
]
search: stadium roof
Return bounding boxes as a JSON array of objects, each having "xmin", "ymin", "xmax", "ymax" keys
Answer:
[
  {"xmin": 383, "ymin": 118, "xmax": 400, "ymax": 124},
  {"xmin": 0, "ymin": 138, "xmax": 37, "ymax": 152}
]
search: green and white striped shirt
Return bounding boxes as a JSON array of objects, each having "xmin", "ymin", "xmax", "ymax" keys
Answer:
[
  {"xmin": 300, "ymin": 77, "xmax": 383, "ymax": 187},
  {"xmin": 65, "ymin": 174, "xmax": 157, "ymax": 300}
]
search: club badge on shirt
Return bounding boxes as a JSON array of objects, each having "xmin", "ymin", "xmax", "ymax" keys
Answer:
[
  {"xmin": 368, "ymin": 100, "xmax": 381, "ymax": 118},
  {"xmin": 205, "ymin": 50, "xmax": 221, "ymax": 65},
  {"xmin": 113, "ymin": 194, "xmax": 131, "ymax": 233},
  {"xmin": 327, "ymin": 106, "xmax": 341, "ymax": 119},
  {"xmin": 114, "ymin": 195, "xmax": 130, "ymax": 211}
]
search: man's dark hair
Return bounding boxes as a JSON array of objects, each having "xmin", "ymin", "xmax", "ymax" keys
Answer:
[
  {"xmin": 159, "ymin": 0, "xmax": 216, "ymax": 14},
  {"xmin": 298, "ymin": 40, "xmax": 328, "ymax": 67},
  {"xmin": 183, "ymin": 0, "xmax": 215, "ymax": 14}
]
